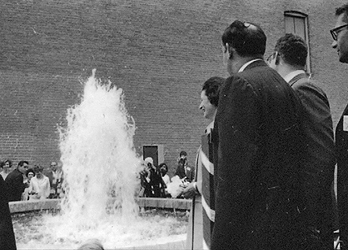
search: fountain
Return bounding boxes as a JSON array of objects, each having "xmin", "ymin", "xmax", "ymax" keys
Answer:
[{"xmin": 12, "ymin": 70, "xmax": 188, "ymax": 249}]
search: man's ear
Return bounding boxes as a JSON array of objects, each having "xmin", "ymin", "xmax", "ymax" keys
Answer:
[
  {"xmin": 275, "ymin": 51, "xmax": 280, "ymax": 65},
  {"xmin": 226, "ymin": 44, "xmax": 234, "ymax": 60}
]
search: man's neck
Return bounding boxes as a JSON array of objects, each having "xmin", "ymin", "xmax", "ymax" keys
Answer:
[
  {"xmin": 277, "ymin": 64, "xmax": 303, "ymax": 79},
  {"xmin": 234, "ymin": 56, "xmax": 262, "ymax": 73}
]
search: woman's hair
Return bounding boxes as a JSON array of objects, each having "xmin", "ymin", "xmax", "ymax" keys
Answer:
[
  {"xmin": 25, "ymin": 168, "xmax": 36, "ymax": 178},
  {"xmin": 4, "ymin": 159, "xmax": 12, "ymax": 167},
  {"xmin": 202, "ymin": 76, "xmax": 225, "ymax": 107}
]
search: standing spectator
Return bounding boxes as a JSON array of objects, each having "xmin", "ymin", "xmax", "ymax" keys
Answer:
[
  {"xmin": 159, "ymin": 163, "xmax": 170, "ymax": 197},
  {"xmin": 0, "ymin": 161, "xmax": 5, "ymax": 180},
  {"xmin": 268, "ymin": 33, "xmax": 336, "ymax": 249},
  {"xmin": 174, "ymin": 158, "xmax": 187, "ymax": 180},
  {"xmin": 139, "ymin": 157, "xmax": 166, "ymax": 197},
  {"xmin": 211, "ymin": 20, "xmax": 310, "ymax": 250},
  {"xmin": 179, "ymin": 150, "xmax": 188, "ymax": 162},
  {"xmin": 331, "ymin": 4, "xmax": 348, "ymax": 249},
  {"xmin": 29, "ymin": 165, "xmax": 50, "ymax": 200},
  {"xmin": 139, "ymin": 160, "xmax": 152, "ymax": 197},
  {"xmin": 183, "ymin": 76, "xmax": 224, "ymax": 250},
  {"xmin": 5, "ymin": 160, "xmax": 29, "ymax": 201},
  {"xmin": 1, "ymin": 159, "xmax": 12, "ymax": 180},
  {"xmin": 45, "ymin": 161, "xmax": 64, "ymax": 198},
  {"xmin": 175, "ymin": 151, "xmax": 195, "ymax": 182},
  {"xmin": 22, "ymin": 169, "xmax": 35, "ymax": 201},
  {"xmin": 159, "ymin": 163, "xmax": 170, "ymax": 186},
  {"xmin": 0, "ymin": 175, "xmax": 16, "ymax": 250}
]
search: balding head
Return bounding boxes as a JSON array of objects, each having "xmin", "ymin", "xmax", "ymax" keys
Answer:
[{"xmin": 222, "ymin": 20, "xmax": 266, "ymax": 58}]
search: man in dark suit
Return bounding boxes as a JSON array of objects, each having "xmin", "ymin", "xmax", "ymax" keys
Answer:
[
  {"xmin": 0, "ymin": 175, "xmax": 17, "ymax": 250},
  {"xmin": 5, "ymin": 161, "xmax": 29, "ymax": 201},
  {"xmin": 268, "ymin": 33, "xmax": 336, "ymax": 249},
  {"xmin": 175, "ymin": 151, "xmax": 195, "ymax": 182},
  {"xmin": 211, "ymin": 20, "xmax": 311, "ymax": 250},
  {"xmin": 331, "ymin": 4, "xmax": 348, "ymax": 249}
]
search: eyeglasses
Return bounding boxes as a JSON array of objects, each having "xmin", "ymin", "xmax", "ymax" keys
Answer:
[
  {"xmin": 266, "ymin": 51, "xmax": 279, "ymax": 64},
  {"xmin": 266, "ymin": 52, "xmax": 276, "ymax": 63},
  {"xmin": 330, "ymin": 24, "xmax": 348, "ymax": 41}
]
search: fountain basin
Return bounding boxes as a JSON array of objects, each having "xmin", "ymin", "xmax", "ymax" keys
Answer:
[{"xmin": 10, "ymin": 198, "xmax": 191, "ymax": 250}]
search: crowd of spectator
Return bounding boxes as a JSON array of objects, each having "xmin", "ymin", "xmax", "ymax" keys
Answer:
[
  {"xmin": 0, "ymin": 159, "xmax": 65, "ymax": 202},
  {"xmin": 138, "ymin": 150, "xmax": 195, "ymax": 199},
  {"xmin": 0, "ymin": 153, "xmax": 193, "ymax": 203}
]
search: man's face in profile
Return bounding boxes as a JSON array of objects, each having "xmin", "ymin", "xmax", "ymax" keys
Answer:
[
  {"xmin": 19, "ymin": 163, "xmax": 28, "ymax": 174},
  {"xmin": 332, "ymin": 13, "xmax": 348, "ymax": 63}
]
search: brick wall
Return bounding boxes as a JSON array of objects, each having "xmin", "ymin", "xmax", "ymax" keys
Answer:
[{"xmin": 0, "ymin": 0, "xmax": 346, "ymax": 173}]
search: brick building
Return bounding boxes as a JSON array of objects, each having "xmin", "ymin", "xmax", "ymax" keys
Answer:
[{"xmin": 0, "ymin": 0, "xmax": 346, "ymax": 174}]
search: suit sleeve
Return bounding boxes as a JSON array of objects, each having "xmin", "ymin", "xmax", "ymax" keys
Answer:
[
  {"xmin": 293, "ymin": 82, "xmax": 331, "ymax": 126},
  {"xmin": 292, "ymin": 81, "xmax": 335, "ymax": 165},
  {"xmin": 5, "ymin": 172, "xmax": 25, "ymax": 201},
  {"xmin": 211, "ymin": 76, "xmax": 260, "ymax": 250}
]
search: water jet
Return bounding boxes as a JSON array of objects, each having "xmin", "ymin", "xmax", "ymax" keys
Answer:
[{"xmin": 11, "ymin": 71, "xmax": 189, "ymax": 249}]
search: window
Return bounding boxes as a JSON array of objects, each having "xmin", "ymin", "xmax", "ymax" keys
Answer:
[
  {"xmin": 284, "ymin": 11, "xmax": 311, "ymax": 73},
  {"xmin": 142, "ymin": 144, "xmax": 164, "ymax": 167}
]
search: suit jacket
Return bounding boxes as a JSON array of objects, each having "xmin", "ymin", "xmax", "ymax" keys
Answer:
[
  {"xmin": 185, "ymin": 164, "xmax": 195, "ymax": 182},
  {"xmin": 0, "ymin": 175, "xmax": 16, "ymax": 250},
  {"xmin": 289, "ymin": 73, "xmax": 336, "ymax": 249},
  {"xmin": 175, "ymin": 163, "xmax": 195, "ymax": 182},
  {"xmin": 211, "ymin": 60, "xmax": 309, "ymax": 250},
  {"xmin": 5, "ymin": 168, "xmax": 26, "ymax": 202},
  {"xmin": 336, "ymin": 103, "xmax": 348, "ymax": 248}
]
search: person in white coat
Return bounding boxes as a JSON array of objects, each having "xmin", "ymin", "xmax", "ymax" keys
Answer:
[{"xmin": 29, "ymin": 165, "xmax": 50, "ymax": 200}]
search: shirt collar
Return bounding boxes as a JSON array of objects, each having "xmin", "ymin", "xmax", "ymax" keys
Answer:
[
  {"xmin": 205, "ymin": 121, "xmax": 214, "ymax": 134},
  {"xmin": 283, "ymin": 70, "xmax": 306, "ymax": 83},
  {"xmin": 238, "ymin": 59, "xmax": 263, "ymax": 73}
]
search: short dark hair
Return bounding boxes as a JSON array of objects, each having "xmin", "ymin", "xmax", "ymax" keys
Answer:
[
  {"xmin": 179, "ymin": 151, "xmax": 187, "ymax": 157},
  {"xmin": 202, "ymin": 77, "xmax": 224, "ymax": 107},
  {"xmin": 18, "ymin": 161, "xmax": 29, "ymax": 167},
  {"xmin": 274, "ymin": 33, "xmax": 308, "ymax": 68},
  {"xmin": 222, "ymin": 20, "xmax": 266, "ymax": 57},
  {"xmin": 336, "ymin": 4, "xmax": 348, "ymax": 21}
]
